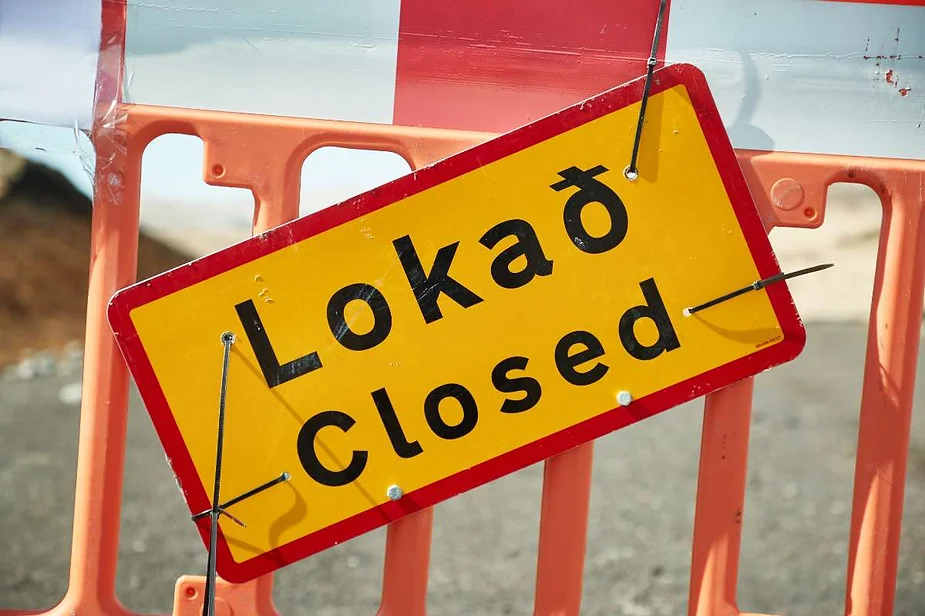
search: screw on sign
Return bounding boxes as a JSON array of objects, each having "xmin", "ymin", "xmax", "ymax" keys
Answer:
[{"xmin": 107, "ymin": 64, "xmax": 828, "ymax": 583}]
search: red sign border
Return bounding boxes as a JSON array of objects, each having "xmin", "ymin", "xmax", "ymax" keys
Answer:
[{"xmin": 107, "ymin": 63, "xmax": 806, "ymax": 583}]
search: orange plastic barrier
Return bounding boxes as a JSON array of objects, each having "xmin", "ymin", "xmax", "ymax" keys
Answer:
[
  {"xmin": 3, "ymin": 10, "xmax": 925, "ymax": 613},
  {"xmin": 0, "ymin": 101, "xmax": 921, "ymax": 616}
]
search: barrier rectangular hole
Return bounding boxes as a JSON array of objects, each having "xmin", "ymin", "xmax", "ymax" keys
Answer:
[
  {"xmin": 583, "ymin": 401, "xmax": 703, "ymax": 616},
  {"xmin": 299, "ymin": 146, "xmax": 413, "ymax": 218},
  {"xmin": 116, "ymin": 134, "xmax": 256, "ymax": 613},
  {"xmin": 272, "ymin": 529, "xmax": 386, "ymax": 615},
  {"xmin": 426, "ymin": 464, "xmax": 544, "ymax": 615},
  {"xmin": 737, "ymin": 183, "xmax": 901, "ymax": 613},
  {"xmin": 739, "ymin": 322, "xmax": 865, "ymax": 613},
  {"xmin": 136, "ymin": 134, "xmax": 255, "ymax": 258}
]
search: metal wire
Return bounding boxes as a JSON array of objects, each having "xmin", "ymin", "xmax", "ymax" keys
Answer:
[
  {"xmin": 685, "ymin": 263, "xmax": 834, "ymax": 315},
  {"xmin": 192, "ymin": 472, "xmax": 291, "ymax": 523},
  {"xmin": 626, "ymin": 0, "xmax": 670, "ymax": 180},
  {"xmin": 202, "ymin": 332, "xmax": 235, "ymax": 616}
]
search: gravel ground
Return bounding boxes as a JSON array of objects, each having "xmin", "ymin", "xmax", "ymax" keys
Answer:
[{"xmin": 2, "ymin": 322, "xmax": 925, "ymax": 615}]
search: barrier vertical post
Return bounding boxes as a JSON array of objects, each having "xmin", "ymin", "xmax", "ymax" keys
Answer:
[
  {"xmin": 377, "ymin": 509, "xmax": 434, "ymax": 616},
  {"xmin": 845, "ymin": 171, "xmax": 925, "ymax": 616},
  {"xmin": 533, "ymin": 443, "xmax": 595, "ymax": 616},
  {"xmin": 687, "ymin": 378, "xmax": 755, "ymax": 616},
  {"xmin": 57, "ymin": 135, "xmax": 139, "ymax": 616}
]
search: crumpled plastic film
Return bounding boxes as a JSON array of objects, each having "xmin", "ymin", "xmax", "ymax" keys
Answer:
[
  {"xmin": 0, "ymin": 0, "xmax": 105, "ymax": 193},
  {"xmin": 90, "ymin": 0, "xmax": 129, "ymax": 206},
  {"xmin": 74, "ymin": 121, "xmax": 97, "ymax": 186}
]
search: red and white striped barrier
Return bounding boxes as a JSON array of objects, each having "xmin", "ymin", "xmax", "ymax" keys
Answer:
[{"xmin": 1, "ymin": 0, "xmax": 922, "ymax": 159}]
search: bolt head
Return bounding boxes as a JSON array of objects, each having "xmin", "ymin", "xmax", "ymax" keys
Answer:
[
  {"xmin": 616, "ymin": 391, "xmax": 633, "ymax": 407},
  {"xmin": 387, "ymin": 485, "xmax": 404, "ymax": 501},
  {"xmin": 770, "ymin": 178, "xmax": 804, "ymax": 211}
]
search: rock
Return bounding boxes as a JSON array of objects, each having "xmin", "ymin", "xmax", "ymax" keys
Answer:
[{"xmin": 58, "ymin": 382, "xmax": 82, "ymax": 405}]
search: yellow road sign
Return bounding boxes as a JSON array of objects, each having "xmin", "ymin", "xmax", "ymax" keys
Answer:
[{"xmin": 108, "ymin": 63, "xmax": 805, "ymax": 582}]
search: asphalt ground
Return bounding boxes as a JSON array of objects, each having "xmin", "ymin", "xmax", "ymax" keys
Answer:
[{"xmin": 3, "ymin": 322, "xmax": 925, "ymax": 615}]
